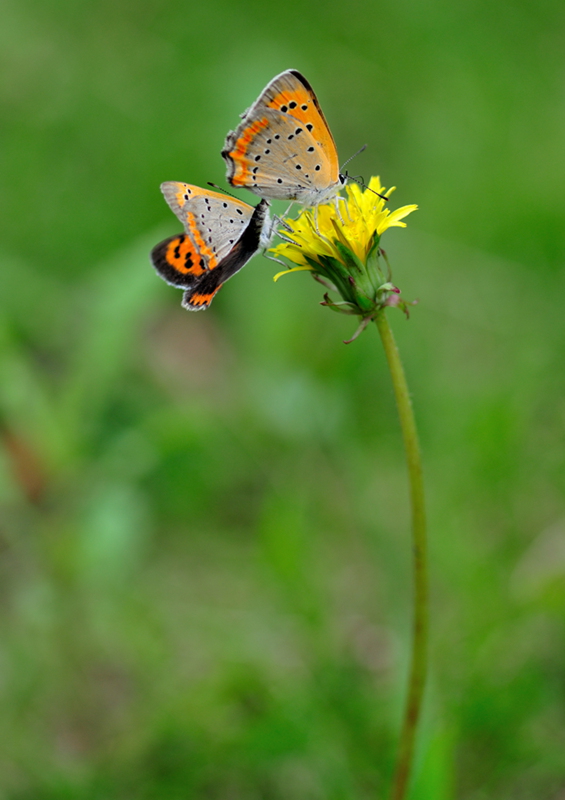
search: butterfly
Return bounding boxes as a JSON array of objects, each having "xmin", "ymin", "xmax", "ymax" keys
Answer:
[
  {"xmin": 222, "ymin": 69, "xmax": 345, "ymax": 207},
  {"xmin": 151, "ymin": 182, "xmax": 272, "ymax": 311}
]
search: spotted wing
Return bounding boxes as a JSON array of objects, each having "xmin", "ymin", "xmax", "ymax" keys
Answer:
[
  {"xmin": 151, "ymin": 232, "xmax": 209, "ymax": 290},
  {"xmin": 182, "ymin": 198, "xmax": 271, "ymax": 311},
  {"xmin": 160, "ymin": 182, "xmax": 255, "ymax": 266},
  {"xmin": 222, "ymin": 70, "xmax": 341, "ymax": 205},
  {"xmin": 151, "ymin": 197, "xmax": 271, "ymax": 311}
]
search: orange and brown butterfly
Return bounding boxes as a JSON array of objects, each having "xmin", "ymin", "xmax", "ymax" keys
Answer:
[
  {"xmin": 222, "ymin": 70, "xmax": 345, "ymax": 207},
  {"xmin": 150, "ymin": 182, "xmax": 272, "ymax": 310}
]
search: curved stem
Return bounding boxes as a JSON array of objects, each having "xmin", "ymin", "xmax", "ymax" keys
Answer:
[{"xmin": 374, "ymin": 311, "xmax": 429, "ymax": 800}]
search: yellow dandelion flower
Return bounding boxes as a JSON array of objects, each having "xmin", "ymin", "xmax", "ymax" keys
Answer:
[
  {"xmin": 273, "ymin": 176, "xmax": 417, "ymax": 268},
  {"xmin": 270, "ymin": 176, "xmax": 417, "ymax": 326}
]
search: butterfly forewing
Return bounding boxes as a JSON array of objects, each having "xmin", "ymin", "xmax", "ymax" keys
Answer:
[
  {"xmin": 222, "ymin": 70, "xmax": 341, "ymax": 206},
  {"xmin": 161, "ymin": 182, "xmax": 254, "ymax": 265},
  {"xmin": 260, "ymin": 70, "xmax": 339, "ymax": 174}
]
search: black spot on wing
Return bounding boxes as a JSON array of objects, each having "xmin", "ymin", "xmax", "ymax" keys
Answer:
[{"xmin": 151, "ymin": 234, "xmax": 195, "ymax": 289}]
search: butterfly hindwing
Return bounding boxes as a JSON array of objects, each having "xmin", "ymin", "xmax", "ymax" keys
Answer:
[{"xmin": 150, "ymin": 233, "xmax": 207, "ymax": 289}]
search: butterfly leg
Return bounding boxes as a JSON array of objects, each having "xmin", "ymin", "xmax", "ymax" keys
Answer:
[
  {"xmin": 272, "ymin": 210, "xmax": 296, "ymax": 242},
  {"xmin": 275, "ymin": 228, "xmax": 299, "ymax": 244},
  {"xmin": 274, "ymin": 214, "xmax": 294, "ymax": 233},
  {"xmin": 263, "ymin": 251, "xmax": 292, "ymax": 269},
  {"xmin": 334, "ymin": 195, "xmax": 346, "ymax": 224},
  {"xmin": 314, "ymin": 205, "xmax": 320, "ymax": 234}
]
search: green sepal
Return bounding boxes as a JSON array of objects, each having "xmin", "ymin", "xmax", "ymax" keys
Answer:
[
  {"xmin": 332, "ymin": 240, "xmax": 366, "ymax": 275},
  {"xmin": 320, "ymin": 293, "xmax": 360, "ymax": 315},
  {"xmin": 365, "ymin": 230, "xmax": 381, "ymax": 261},
  {"xmin": 300, "ymin": 235, "xmax": 409, "ymax": 325}
]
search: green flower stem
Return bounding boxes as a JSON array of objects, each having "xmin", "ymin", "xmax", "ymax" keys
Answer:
[{"xmin": 374, "ymin": 311, "xmax": 429, "ymax": 800}]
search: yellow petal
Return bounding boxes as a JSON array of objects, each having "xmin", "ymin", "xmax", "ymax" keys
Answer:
[{"xmin": 273, "ymin": 266, "xmax": 314, "ymax": 282}]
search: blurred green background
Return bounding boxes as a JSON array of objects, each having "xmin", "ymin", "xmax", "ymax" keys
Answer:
[{"xmin": 1, "ymin": 0, "xmax": 565, "ymax": 797}]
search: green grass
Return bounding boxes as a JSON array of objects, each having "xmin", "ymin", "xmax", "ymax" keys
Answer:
[{"xmin": 1, "ymin": 0, "xmax": 565, "ymax": 797}]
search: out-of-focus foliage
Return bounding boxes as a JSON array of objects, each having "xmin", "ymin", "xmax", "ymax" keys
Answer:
[{"xmin": 1, "ymin": 0, "xmax": 564, "ymax": 797}]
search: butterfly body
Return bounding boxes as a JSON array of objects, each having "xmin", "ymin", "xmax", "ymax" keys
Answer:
[
  {"xmin": 222, "ymin": 70, "xmax": 344, "ymax": 206},
  {"xmin": 151, "ymin": 182, "xmax": 271, "ymax": 310}
]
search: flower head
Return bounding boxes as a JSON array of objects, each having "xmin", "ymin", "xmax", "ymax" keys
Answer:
[{"xmin": 271, "ymin": 177, "xmax": 417, "ymax": 333}]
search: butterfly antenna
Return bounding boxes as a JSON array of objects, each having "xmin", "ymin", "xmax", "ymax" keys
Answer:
[
  {"xmin": 338, "ymin": 146, "xmax": 389, "ymax": 201},
  {"xmin": 339, "ymin": 144, "xmax": 367, "ymax": 172},
  {"xmin": 343, "ymin": 173, "xmax": 389, "ymax": 202},
  {"xmin": 207, "ymin": 182, "xmax": 242, "ymax": 201}
]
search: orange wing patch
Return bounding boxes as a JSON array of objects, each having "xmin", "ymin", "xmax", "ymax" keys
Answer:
[
  {"xmin": 267, "ymin": 87, "xmax": 339, "ymax": 177},
  {"xmin": 267, "ymin": 87, "xmax": 315, "ymax": 123},
  {"xmin": 151, "ymin": 233, "xmax": 208, "ymax": 290},
  {"xmin": 185, "ymin": 290, "xmax": 220, "ymax": 309},
  {"xmin": 227, "ymin": 117, "xmax": 270, "ymax": 186},
  {"xmin": 164, "ymin": 234, "xmax": 206, "ymax": 276},
  {"xmin": 184, "ymin": 213, "xmax": 218, "ymax": 270}
]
